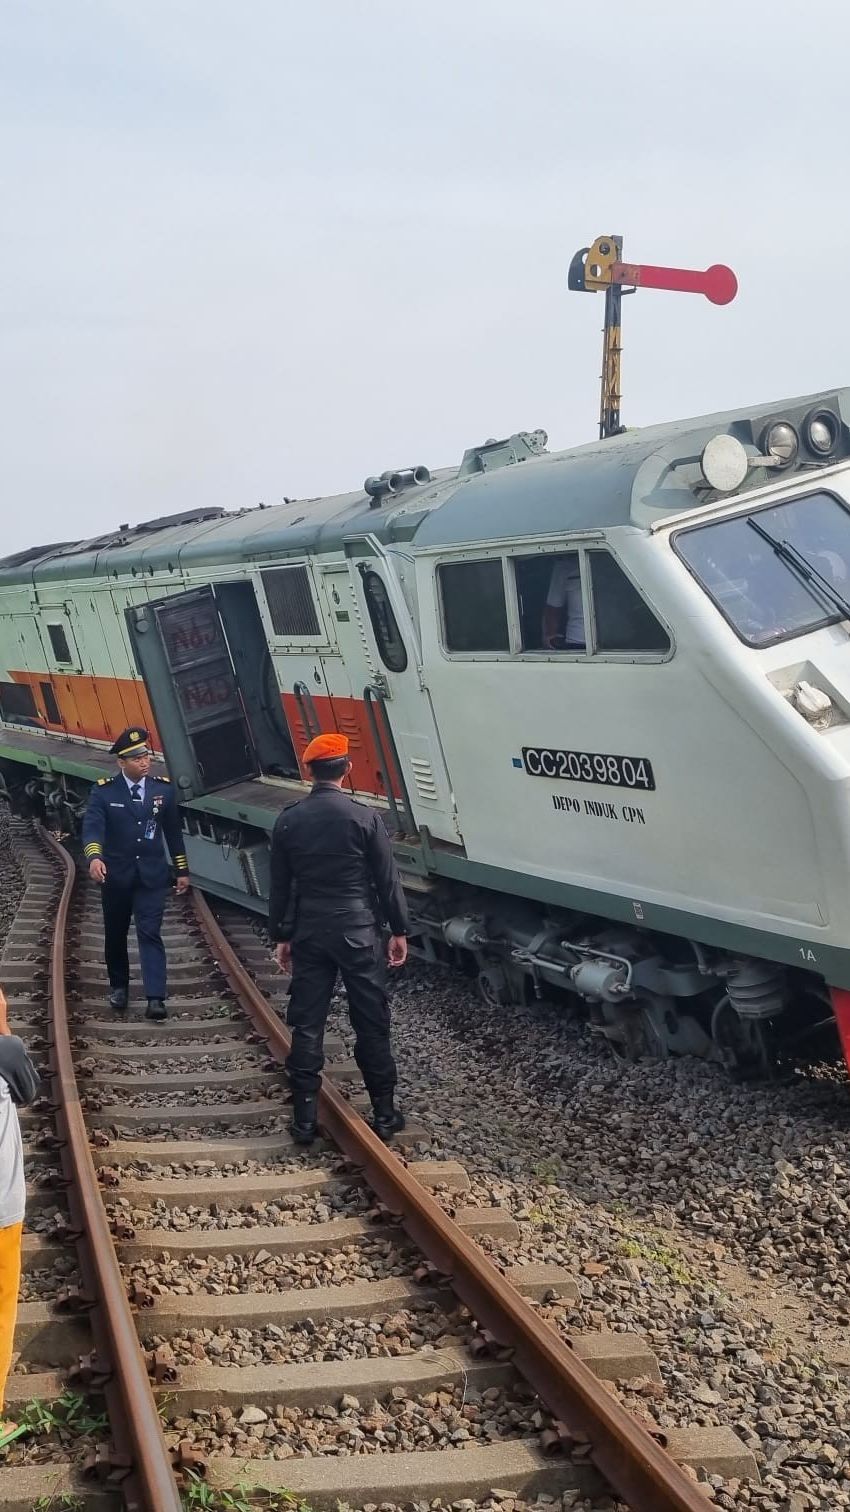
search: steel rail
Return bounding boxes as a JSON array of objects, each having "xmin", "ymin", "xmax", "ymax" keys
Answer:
[
  {"xmin": 193, "ymin": 890, "xmax": 710, "ymax": 1512},
  {"xmin": 40, "ymin": 826, "xmax": 184, "ymax": 1512}
]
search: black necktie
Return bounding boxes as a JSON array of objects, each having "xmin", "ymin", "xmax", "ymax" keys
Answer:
[{"xmin": 131, "ymin": 784, "xmax": 142, "ymax": 803}]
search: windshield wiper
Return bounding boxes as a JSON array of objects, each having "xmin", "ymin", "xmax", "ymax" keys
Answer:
[{"xmin": 746, "ymin": 516, "xmax": 850, "ymax": 623}]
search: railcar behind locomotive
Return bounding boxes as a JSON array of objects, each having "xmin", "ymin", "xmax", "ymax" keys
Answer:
[{"xmin": 3, "ymin": 392, "xmax": 850, "ymax": 1077}]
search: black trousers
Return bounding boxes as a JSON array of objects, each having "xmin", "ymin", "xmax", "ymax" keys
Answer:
[
  {"xmin": 286, "ymin": 925, "xmax": 396, "ymax": 1098},
  {"xmin": 101, "ymin": 879, "xmax": 168, "ymax": 999}
]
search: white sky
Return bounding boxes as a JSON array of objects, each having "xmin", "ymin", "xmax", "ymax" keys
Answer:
[{"xmin": 1, "ymin": 0, "xmax": 846, "ymax": 554}]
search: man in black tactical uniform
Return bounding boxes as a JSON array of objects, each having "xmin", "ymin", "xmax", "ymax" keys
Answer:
[
  {"xmin": 81, "ymin": 728, "xmax": 190, "ymax": 1021},
  {"xmin": 268, "ymin": 732, "xmax": 408, "ymax": 1144}
]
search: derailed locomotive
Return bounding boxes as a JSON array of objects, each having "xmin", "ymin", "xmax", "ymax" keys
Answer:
[{"xmin": 3, "ymin": 390, "xmax": 850, "ymax": 1076}]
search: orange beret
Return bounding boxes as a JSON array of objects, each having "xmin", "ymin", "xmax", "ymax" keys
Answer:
[{"xmin": 303, "ymin": 733, "xmax": 349, "ymax": 763}]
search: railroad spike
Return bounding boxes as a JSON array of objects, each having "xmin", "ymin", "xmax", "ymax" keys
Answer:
[
  {"xmin": 69, "ymin": 1351, "xmax": 113, "ymax": 1389},
  {"xmin": 146, "ymin": 1344, "xmax": 179, "ymax": 1384},
  {"xmin": 128, "ymin": 1281, "xmax": 156, "ymax": 1309},
  {"xmin": 49, "ymin": 1220, "xmax": 84, "ymax": 1244},
  {"xmin": 54, "ymin": 1286, "xmax": 97, "ymax": 1314},
  {"xmin": 171, "ymin": 1440, "xmax": 208, "ymax": 1478},
  {"xmin": 34, "ymin": 1171, "xmax": 72, "ymax": 1191},
  {"xmin": 82, "ymin": 1446, "xmax": 133, "ymax": 1483},
  {"xmin": 538, "ymin": 1426, "xmax": 565, "ymax": 1457}
]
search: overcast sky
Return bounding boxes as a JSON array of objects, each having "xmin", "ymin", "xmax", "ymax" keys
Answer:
[{"xmin": 1, "ymin": 1, "xmax": 845, "ymax": 554}]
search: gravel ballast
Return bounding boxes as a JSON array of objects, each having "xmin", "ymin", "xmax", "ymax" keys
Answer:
[{"xmin": 355, "ymin": 961, "xmax": 850, "ymax": 1512}]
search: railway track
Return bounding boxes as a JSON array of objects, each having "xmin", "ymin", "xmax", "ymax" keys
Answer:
[{"xmin": 0, "ymin": 820, "xmax": 757, "ymax": 1512}]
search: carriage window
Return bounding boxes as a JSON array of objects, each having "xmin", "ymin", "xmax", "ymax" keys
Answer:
[
  {"xmin": 261, "ymin": 566, "xmax": 321, "ymax": 637},
  {"xmin": 589, "ymin": 551, "xmax": 671, "ymax": 652},
  {"xmin": 362, "ymin": 570, "xmax": 408, "ymax": 672},
  {"xmin": 46, "ymin": 623, "xmax": 73, "ymax": 663},
  {"xmin": 0, "ymin": 681, "xmax": 37, "ymax": 722},
  {"xmin": 438, "ymin": 560, "xmax": 509, "ymax": 652},
  {"xmin": 515, "ymin": 552, "xmax": 586, "ymax": 651}
]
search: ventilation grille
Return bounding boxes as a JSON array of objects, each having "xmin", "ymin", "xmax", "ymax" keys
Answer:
[
  {"xmin": 261, "ymin": 567, "xmax": 320, "ymax": 637},
  {"xmin": 334, "ymin": 710, "xmax": 365, "ymax": 750},
  {"xmin": 409, "ymin": 755, "xmax": 439, "ymax": 803}
]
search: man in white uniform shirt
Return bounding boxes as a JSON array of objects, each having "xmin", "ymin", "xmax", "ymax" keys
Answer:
[{"xmin": 542, "ymin": 555, "xmax": 586, "ymax": 650}]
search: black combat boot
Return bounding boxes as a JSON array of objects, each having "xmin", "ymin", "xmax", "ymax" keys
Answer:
[
  {"xmin": 291, "ymin": 1093, "xmax": 319, "ymax": 1145},
  {"xmin": 145, "ymin": 998, "xmax": 167, "ymax": 1022},
  {"xmin": 371, "ymin": 1094, "xmax": 405, "ymax": 1142},
  {"xmin": 108, "ymin": 986, "xmax": 128, "ymax": 1012}
]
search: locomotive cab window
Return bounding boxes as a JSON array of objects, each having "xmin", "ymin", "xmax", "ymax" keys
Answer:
[
  {"xmin": 674, "ymin": 490, "xmax": 850, "ymax": 648},
  {"xmin": 361, "ymin": 570, "xmax": 407, "ymax": 672},
  {"xmin": 438, "ymin": 559, "xmax": 510, "ymax": 653},
  {"xmin": 588, "ymin": 551, "xmax": 671, "ymax": 653},
  {"xmin": 515, "ymin": 552, "xmax": 586, "ymax": 652}
]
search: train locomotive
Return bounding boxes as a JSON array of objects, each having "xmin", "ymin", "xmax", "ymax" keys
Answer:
[{"xmin": 3, "ymin": 389, "xmax": 850, "ymax": 1078}]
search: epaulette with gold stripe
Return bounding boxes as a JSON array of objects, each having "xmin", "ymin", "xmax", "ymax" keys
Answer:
[{"xmin": 96, "ymin": 777, "xmax": 111, "ymax": 786}]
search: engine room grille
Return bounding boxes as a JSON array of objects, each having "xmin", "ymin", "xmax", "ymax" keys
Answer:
[{"xmin": 261, "ymin": 567, "xmax": 320, "ymax": 638}]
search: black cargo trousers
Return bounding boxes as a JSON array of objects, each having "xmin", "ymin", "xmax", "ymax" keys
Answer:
[{"xmin": 285, "ymin": 917, "xmax": 397, "ymax": 1098}]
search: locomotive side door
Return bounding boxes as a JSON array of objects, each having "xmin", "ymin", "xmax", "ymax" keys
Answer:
[
  {"xmin": 317, "ymin": 564, "xmax": 391, "ymax": 800},
  {"xmin": 348, "ymin": 544, "xmax": 461, "ymax": 846},
  {"xmin": 127, "ymin": 586, "xmax": 259, "ymax": 797}
]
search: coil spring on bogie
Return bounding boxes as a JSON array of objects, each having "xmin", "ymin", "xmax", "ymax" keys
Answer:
[{"xmin": 725, "ymin": 959, "xmax": 789, "ymax": 1019}]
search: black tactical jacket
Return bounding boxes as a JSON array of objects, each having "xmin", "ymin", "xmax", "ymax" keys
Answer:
[{"xmin": 268, "ymin": 785, "xmax": 409, "ymax": 942}]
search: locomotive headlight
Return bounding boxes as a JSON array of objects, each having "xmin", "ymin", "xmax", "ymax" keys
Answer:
[
  {"xmin": 762, "ymin": 420, "xmax": 799, "ymax": 468},
  {"xmin": 804, "ymin": 407, "xmax": 840, "ymax": 457}
]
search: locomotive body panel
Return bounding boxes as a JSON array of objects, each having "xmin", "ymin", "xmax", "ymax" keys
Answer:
[{"xmin": 418, "ymin": 527, "xmax": 825, "ymax": 938}]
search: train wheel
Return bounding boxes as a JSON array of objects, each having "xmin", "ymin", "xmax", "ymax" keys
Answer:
[
  {"xmin": 710, "ymin": 994, "xmax": 774, "ymax": 1079},
  {"xmin": 476, "ymin": 964, "xmax": 530, "ymax": 1010},
  {"xmin": 599, "ymin": 993, "xmax": 714, "ymax": 1064},
  {"xmin": 595, "ymin": 996, "xmax": 670, "ymax": 1062}
]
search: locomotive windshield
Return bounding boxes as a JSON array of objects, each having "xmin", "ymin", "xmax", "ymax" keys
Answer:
[{"xmin": 675, "ymin": 490, "xmax": 850, "ymax": 647}]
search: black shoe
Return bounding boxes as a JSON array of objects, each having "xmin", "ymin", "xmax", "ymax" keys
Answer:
[
  {"xmin": 108, "ymin": 987, "xmax": 128, "ymax": 1012},
  {"xmin": 291, "ymin": 1094, "xmax": 319, "ymax": 1145},
  {"xmin": 371, "ymin": 1094, "xmax": 405, "ymax": 1142},
  {"xmin": 145, "ymin": 998, "xmax": 167, "ymax": 1022}
]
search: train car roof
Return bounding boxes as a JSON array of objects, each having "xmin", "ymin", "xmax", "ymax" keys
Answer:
[{"xmin": 2, "ymin": 388, "xmax": 848, "ymax": 585}]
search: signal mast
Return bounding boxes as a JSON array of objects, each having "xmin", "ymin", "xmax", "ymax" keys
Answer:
[{"xmin": 569, "ymin": 236, "xmax": 738, "ymax": 439}]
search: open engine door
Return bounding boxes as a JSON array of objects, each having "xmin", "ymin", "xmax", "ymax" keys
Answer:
[{"xmin": 127, "ymin": 587, "xmax": 259, "ymax": 798}]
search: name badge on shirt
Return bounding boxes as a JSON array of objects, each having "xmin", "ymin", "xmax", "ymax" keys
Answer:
[{"xmin": 144, "ymin": 819, "xmax": 158, "ymax": 840}]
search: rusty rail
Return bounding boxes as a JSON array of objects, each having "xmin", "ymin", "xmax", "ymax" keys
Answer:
[
  {"xmin": 193, "ymin": 890, "xmax": 710, "ymax": 1512},
  {"xmin": 40, "ymin": 827, "xmax": 184, "ymax": 1512}
]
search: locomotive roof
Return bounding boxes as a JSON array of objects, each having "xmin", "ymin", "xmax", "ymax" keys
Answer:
[{"xmin": 2, "ymin": 387, "xmax": 848, "ymax": 585}]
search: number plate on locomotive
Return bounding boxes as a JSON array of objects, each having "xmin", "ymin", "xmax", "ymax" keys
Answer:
[{"xmin": 521, "ymin": 747, "xmax": 655, "ymax": 790}]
